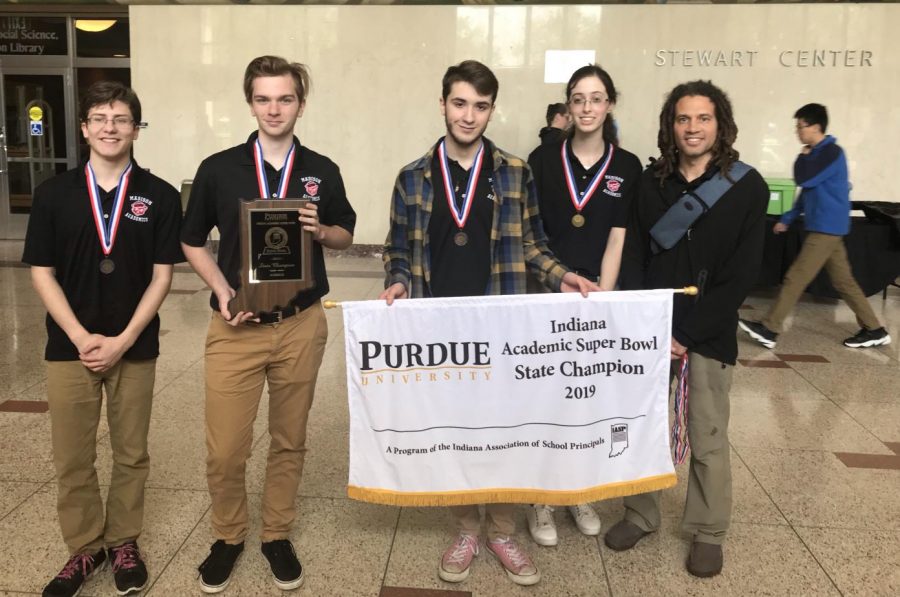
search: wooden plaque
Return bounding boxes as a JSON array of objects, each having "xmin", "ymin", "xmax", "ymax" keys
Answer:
[{"xmin": 228, "ymin": 199, "xmax": 315, "ymax": 315}]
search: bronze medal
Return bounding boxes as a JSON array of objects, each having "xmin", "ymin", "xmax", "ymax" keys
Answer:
[
  {"xmin": 439, "ymin": 140, "xmax": 484, "ymax": 249},
  {"xmin": 571, "ymin": 213, "xmax": 586, "ymax": 228},
  {"xmin": 86, "ymin": 162, "xmax": 131, "ymax": 279}
]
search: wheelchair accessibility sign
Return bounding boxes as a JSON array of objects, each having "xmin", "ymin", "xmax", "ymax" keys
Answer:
[{"xmin": 30, "ymin": 121, "xmax": 44, "ymax": 136}]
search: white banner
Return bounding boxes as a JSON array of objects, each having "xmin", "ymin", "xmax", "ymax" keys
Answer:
[{"xmin": 341, "ymin": 290, "xmax": 677, "ymax": 506}]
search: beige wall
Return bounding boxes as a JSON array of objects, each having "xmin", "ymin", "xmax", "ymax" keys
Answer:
[{"xmin": 131, "ymin": 4, "xmax": 900, "ymax": 244}]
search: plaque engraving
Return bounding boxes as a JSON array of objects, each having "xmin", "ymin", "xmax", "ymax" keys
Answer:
[{"xmin": 229, "ymin": 199, "xmax": 315, "ymax": 315}]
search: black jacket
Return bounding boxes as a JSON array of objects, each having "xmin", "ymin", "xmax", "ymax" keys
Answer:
[
  {"xmin": 538, "ymin": 126, "xmax": 567, "ymax": 146},
  {"xmin": 620, "ymin": 164, "xmax": 769, "ymax": 364}
]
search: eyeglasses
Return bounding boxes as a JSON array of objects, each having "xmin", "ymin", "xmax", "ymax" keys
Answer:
[
  {"xmin": 84, "ymin": 115, "xmax": 135, "ymax": 129},
  {"xmin": 569, "ymin": 96, "xmax": 608, "ymax": 107},
  {"xmin": 795, "ymin": 123, "xmax": 813, "ymax": 130}
]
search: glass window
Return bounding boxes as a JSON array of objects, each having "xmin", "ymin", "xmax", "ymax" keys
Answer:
[
  {"xmin": 7, "ymin": 162, "xmax": 67, "ymax": 214},
  {"xmin": 0, "ymin": 16, "xmax": 68, "ymax": 56},
  {"xmin": 3, "ymin": 73, "xmax": 70, "ymax": 214},
  {"xmin": 75, "ymin": 18, "xmax": 129, "ymax": 58}
]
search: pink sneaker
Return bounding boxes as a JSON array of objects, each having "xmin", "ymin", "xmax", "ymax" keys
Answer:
[
  {"xmin": 439, "ymin": 533, "xmax": 480, "ymax": 583},
  {"xmin": 487, "ymin": 536, "xmax": 541, "ymax": 585}
]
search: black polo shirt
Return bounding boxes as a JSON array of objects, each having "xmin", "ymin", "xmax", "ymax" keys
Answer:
[
  {"xmin": 22, "ymin": 163, "xmax": 184, "ymax": 361},
  {"xmin": 427, "ymin": 138, "xmax": 494, "ymax": 298},
  {"xmin": 180, "ymin": 132, "xmax": 357, "ymax": 313},
  {"xmin": 528, "ymin": 140, "xmax": 641, "ymax": 278}
]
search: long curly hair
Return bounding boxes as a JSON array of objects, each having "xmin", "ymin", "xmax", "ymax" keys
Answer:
[{"xmin": 653, "ymin": 80, "xmax": 739, "ymax": 184}]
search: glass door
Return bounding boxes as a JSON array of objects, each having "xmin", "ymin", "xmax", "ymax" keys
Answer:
[{"xmin": 0, "ymin": 67, "xmax": 77, "ymax": 238}]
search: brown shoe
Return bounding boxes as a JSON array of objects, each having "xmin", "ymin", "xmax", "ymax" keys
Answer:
[
  {"xmin": 604, "ymin": 519, "xmax": 652, "ymax": 551},
  {"xmin": 686, "ymin": 541, "xmax": 723, "ymax": 578}
]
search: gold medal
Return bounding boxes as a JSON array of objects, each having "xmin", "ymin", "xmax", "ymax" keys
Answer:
[
  {"xmin": 562, "ymin": 140, "xmax": 615, "ymax": 227},
  {"xmin": 99, "ymin": 258, "xmax": 116, "ymax": 274},
  {"xmin": 454, "ymin": 231, "xmax": 469, "ymax": 246}
]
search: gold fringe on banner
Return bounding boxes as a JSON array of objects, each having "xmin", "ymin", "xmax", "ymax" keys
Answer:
[{"xmin": 347, "ymin": 473, "xmax": 677, "ymax": 507}]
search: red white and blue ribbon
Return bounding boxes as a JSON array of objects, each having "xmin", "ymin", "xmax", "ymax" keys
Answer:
[
  {"xmin": 253, "ymin": 139, "xmax": 296, "ymax": 199},
  {"xmin": 437, "ymin": 139, "xmax": 484, "ymax": 230},
  {"xmin": 85, "ymin": 161, "xmax": 132, "ymax": 257},
  {"xmin": 561, "ymin": 139, "xmax": 615, "ymax": 214},
  {"xmin": 671, "ymin": 353, "xmax": 690, "ymax": 464}
]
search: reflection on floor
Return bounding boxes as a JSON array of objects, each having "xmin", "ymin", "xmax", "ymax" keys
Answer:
[{"xmin": 0, "ymin": 240, "xmax": 897, "ymax": 596}]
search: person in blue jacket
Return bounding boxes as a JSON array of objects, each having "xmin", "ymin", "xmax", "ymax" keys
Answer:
[{"xmin": 739, "ymin": 103, "xmax": 890, "ymax": 349}]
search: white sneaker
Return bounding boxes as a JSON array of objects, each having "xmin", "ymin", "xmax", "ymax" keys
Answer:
[
  {"xmin": 525, "ymin": 505, "xmax": 558, "ymax": 546},
  {"xmin": 568, "ymin": 504, "xmax": 601, "ymax": 536}
]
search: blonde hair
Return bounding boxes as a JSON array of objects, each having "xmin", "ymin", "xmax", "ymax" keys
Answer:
[{"xmin": 243, "ymin": 55, "xmax": 311, "ymax": 103}]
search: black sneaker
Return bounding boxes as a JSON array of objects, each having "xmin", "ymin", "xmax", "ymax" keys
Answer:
[
  {"xmin": 738, "ymin": 319, "xmax": 778, "ymax": 349},
  {"xmin": 198, "ymin": 540, "xmax": 244, "ymax": 594},
  {"xmin": 43, "ymin": 549, "xmax": 107, "ymax": 597},
  {"xmin": 843, "ymin": 327, "xmax": 891, "ymax": 348},
  {"xmin": 109, "ymin": 541, "xmax": 148, "ymax": 595},
  {"xmin": 261, "ymin": 539, "xmax": 303, "ymax": 590}
]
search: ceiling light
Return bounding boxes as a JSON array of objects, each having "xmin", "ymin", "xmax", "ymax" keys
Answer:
[{"xmin": 75, "ymin": 19, "xmax": 117, "ymax": 33}]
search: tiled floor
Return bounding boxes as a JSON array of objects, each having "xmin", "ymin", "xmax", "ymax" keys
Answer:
[{"xmin": 0, "ymin": 239, "xmax": 898, "ymax": 596}]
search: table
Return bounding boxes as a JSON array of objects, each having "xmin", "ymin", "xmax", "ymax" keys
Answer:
[{"xmin": 758, "ymin": 215, "xmax": 900, "ymax": 298}]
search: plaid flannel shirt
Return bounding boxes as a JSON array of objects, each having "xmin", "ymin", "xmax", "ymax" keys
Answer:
[{"xmin": 383, "ymin": 138, "xmax": 569, "ymax": 298}]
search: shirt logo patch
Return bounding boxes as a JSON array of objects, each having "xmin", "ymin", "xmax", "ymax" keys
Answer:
[
  {"xmin": 125, "ymin": 196, "xmax": 152, "ymax": 222},
  {"xmin": 301, "ymin": 176, "xmax": 322, "ymax": 201},
  {"xmin": 602, "ymin": 176, "xmax": 624, "ymax": 198}
]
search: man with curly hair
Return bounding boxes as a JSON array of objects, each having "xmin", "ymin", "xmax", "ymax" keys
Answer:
[{"xmin": 607, "ymin": 80, "xmax": 768, "ymax": 578}]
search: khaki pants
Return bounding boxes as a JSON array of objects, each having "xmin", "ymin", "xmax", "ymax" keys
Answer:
[
  {"xmin": 47, "ymin": 359, "xmax": 156, "ymax": 554},
  {"xmin": 623, "ymin": 353, "xmax": 733, "ymax": 545},
  {"xmin": 205, "ymin": 303, "xmax": 328, "ymax": 543},
  {"xmin": 763, "ymin": 232, "xmax": 881, "ymax": 333},
  {"xmin": 451, "ymin": 504, "xmax": 516, "ymax": 541}
]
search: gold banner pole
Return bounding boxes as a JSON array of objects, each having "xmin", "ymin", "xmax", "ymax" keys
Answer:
[{"xmin": 323, "ymin": 286, "xmax": 697, "ymax": 309}]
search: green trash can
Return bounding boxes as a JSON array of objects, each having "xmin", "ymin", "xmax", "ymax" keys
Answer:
[{"xmin": 765, "ymin": 178, "xmax": 796, "ymax": 216}]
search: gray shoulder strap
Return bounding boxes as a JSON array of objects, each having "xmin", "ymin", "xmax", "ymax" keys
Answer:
[
  {"xmin": 691, "ymin": 161, "xmax": 752, "ymax": 210},
  {"xmin": 648, "ymin": 161, "xmax": 753, "ymax": 253}
]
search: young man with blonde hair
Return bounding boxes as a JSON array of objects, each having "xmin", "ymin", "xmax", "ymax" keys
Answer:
[{"xmin": 181, "ymin": 55, "xmax": 356, "ymax": 592}]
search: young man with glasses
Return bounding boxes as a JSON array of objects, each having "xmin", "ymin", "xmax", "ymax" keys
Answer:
[
  {"xmin": 181, "ymin": 55, "xmax": 356, "ymax": 593},
  {"xmin": 739, "ymin": 103, "xmax": 890, "ymax": 349},
  {"xmin": 380, "ymin": 60, "xmax": 596, "ymax": 587},
  {"xmin": 23, "ymin": 81, "xmax": 184, "ymax": 597}
]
